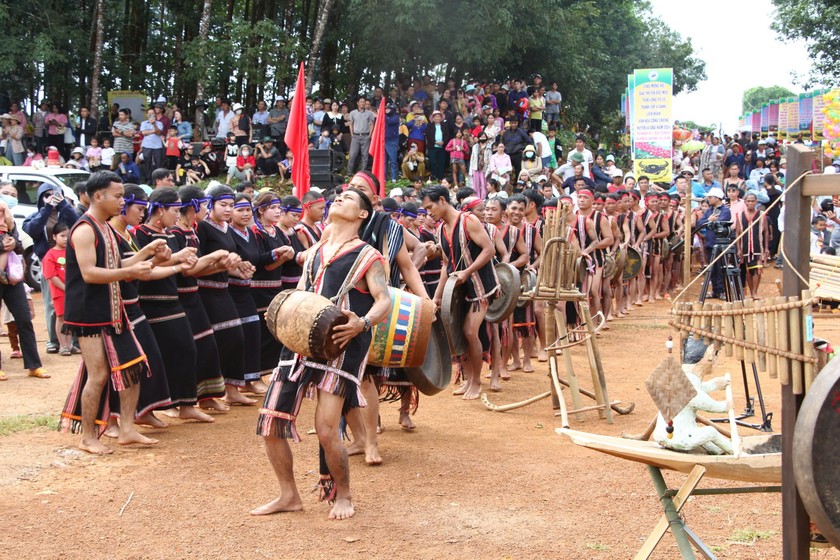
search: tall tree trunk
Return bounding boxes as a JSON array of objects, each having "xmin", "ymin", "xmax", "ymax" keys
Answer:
[
  {"xmin": 304, "ymin": 0, "xmax": 335, "ymax": 95},
  {"xmin": 89, "ymin": 0, "xmax": 105, "ymax": 120},
  {"xmin": 194, "ymin": 0, "xmax": 213, "ymax": 141}
]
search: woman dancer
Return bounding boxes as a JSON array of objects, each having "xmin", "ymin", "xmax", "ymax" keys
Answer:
[{"xmin": 197, "ymin": 184, "xmax": 251, "ymax": 405}]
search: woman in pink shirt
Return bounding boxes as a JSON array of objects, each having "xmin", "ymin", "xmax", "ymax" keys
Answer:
[
  {"xmin": 45, "ymin": 104, "xmax": 69, "ymax": 160},
  {"xmin": 445, "ymin": 130, "xmax": 469, "ymax": 187}
]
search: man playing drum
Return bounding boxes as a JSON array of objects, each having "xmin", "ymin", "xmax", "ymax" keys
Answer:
[
  {"xmin": 423, "ymin": 185, "xmax": 498, "ymax": 400},
  {"xmin": 253, "ymin": 188, "xmax": 392, "ymax": 520}
]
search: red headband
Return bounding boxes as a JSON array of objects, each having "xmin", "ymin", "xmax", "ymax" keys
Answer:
[
  {"xmin": 303, "ymin": 197, "xmax": 325, "ymax": 209},
  {"xmin": 352, "ymin": 172, "xmax": 377, "ymax": 195},
  {"xmin": 461, "ymin": 199, "xmax": 482, "ymax": 213},
  {"xmin": 577, "ymin": 189, "xmax": 594, "ymax": 199}
]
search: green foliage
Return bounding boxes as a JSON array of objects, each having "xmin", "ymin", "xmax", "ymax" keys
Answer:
[
  {"xmin": 0, "ymin": 414, "xmax": 58, "ymax": 436},
  {"xmin": 678, "ymin": 120, "xmax": 716, "ymax": 133},
  {"xmin": 3, "ymin": 0, "xmax": 705, "ymax": 140},
  {"xmin": 772, "ymin": 0, "xmax": 840, "ymax": 87},
  {"xmin": 742, "ymin": 85, "xmax": 797, "ymax": 114}
]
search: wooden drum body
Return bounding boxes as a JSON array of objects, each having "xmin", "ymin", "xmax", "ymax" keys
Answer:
[
  {"xmin": 265, "ymin": 289, "xmax": 349, "ymax": 362},
  {"xmin": 368, "ymin": 287, "xmax": 435, "ymax": 368}
]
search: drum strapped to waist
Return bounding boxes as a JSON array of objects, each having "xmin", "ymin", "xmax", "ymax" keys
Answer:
[
  {"xmin": 367, "ymin": 287, "xmax": 435, "ymax": 368},
  {"xmin": 265, "ymin": 289, "xmax": 349, "ymax": 362}
]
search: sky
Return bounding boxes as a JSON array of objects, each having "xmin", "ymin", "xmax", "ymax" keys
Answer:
[{"xmin": 647, "ymin": 0, "xmax": 818, "ymax": 134}]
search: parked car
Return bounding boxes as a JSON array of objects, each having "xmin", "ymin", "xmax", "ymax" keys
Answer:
[{"xmin": 0, "ymin": 166, "xmax": 85, "ymax": 290}]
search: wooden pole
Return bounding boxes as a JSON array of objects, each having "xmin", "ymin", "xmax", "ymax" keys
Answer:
[
  {"xmin": 781, "ymin": 143, "xmax": 812, "ymax": 559},
  {"xmin": 683, "ymin": 183, "xmax": 692, "ymax": 287}
]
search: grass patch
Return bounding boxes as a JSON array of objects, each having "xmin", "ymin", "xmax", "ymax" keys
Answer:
[
  {"xmin": 0, "ymin": 414, "xmax": 58, "ymax": 436},
  {"xmin": 728, "ymin": 528, "xmax": 777, "ymax": 543},
  {"xmin": 585, "ymin": 542, "xmax": 609, "ymax": 551}
]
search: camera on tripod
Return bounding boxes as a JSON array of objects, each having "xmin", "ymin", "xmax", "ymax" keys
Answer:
[{"xmin": 709, "ymin": 220, "xmax": 734, "ymax": 241}]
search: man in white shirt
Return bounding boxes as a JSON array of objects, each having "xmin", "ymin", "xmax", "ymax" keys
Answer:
[
  {"xmin": 214, "ymin": 99, "xmax": 234, "ymax": 139},
  {"xmin": 571, "ymin": 134, "xmax": 593, "ymax": 176},
  {"xmin": 529, "ymin": 129, "xmax": 552, "ymax": 170}
]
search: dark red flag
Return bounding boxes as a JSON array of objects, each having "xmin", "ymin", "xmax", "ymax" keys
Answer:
[{"xmin": 284, "ymin": 62, "xmax": 310, "ymax": 199}]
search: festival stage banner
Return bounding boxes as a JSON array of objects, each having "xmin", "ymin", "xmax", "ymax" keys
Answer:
[
  {"xmin": 769, "ymin": 102, "xmax": 779, "ymax": 133},
  {"xmin": 631, "ymin": 68, "xmax": 672, "ymax": 183},
  {"xmin": 787, "ymin": 96, "xmax": 800, "ymax": 138},
  {"xmin": 628, "ymin": 75, "xmax": 635, "ymax": 151},
  {"xmin": 751, "ymin": 112, "xmax": 761, "ymax": 134},
  {"xmin": 814, "ymin": 89, "xmax": 827, "ymax": 140},
  {"xmin": 744, "ymin": 112, "xmax": 752, "ymax": 133},
  {"xmin": 760, "ymin": 103, "xmax": 769, "ymax": 135},
  {"xmin": 799, "ymin": 92, "xmax": 813, "ymax": 139},
  {"xmin": 738, "ymin": 115, "xmax": 746, "ymax": 130},
  {"xmin": 778, "ymin": 102, "xmax": 788, "ymax": 140}
]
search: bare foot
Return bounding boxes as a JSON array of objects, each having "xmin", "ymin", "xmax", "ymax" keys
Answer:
[
  {"xmin": 199, "ymin": 399, "xmax": 230, "ymax": 412},
  {"xmin": 365, "ymin": 443, "xmax": 382, "ymax": 466},
  {"xmin": 634, "ymin": 301, "xmax": 644, "ymax": 307},
  {"xmin": 462, "ymin": 384, "xmax": 481, "ymax": 400},
  {"xmin": 508, "ymin": 362, "xmax": 522, "ymax": 372},
  {"xmin": 243, "ymin": 380, "xmax": 268, "ymax": 395},
  {"xmin": 346, "ymin": 440, "xmax": 365, "ymax": 456},
  {"xmin": 117, "ymin": 430, "xmax": 159, "ymax": 446},
  {"xmin": 136, "ymin": 412, "xmax": 168, "ymax": 429},
  {"xmin": 500, "ymin": 369, "xmax": 511, "ymax": 381},
  {"xmin": 607, "ymin": 314, "xmax": 614, "ymax": 321},
  {"xmin": 179, "ymin": 406, "xmax": 215, "ymax": 423},
  {"xmin": 224, "ymin": 388, "xmax": 257, "ymax": 406},
  {"xmin": 79, "ymin": 437, "xmax": 113, "ymax": 455},
  {"xmin": 523, "ymin": 363, "xmax": 535, "ymax": 373},
  {"xmin": 399, "ymin": 411, "xmax": 415, "ymax": 431},
  {"xmin": 489, "ymin": 378, "xmax": 502, "ymax": 392},
  {"xmin": 103, "ymin": 420, "xmax": 119, "ymax": 439},
  {"xmin": 162, "ymin": 407, "xmax": 180, "ymax": 419},
  {"xmin": 538, "ymin": 350, "xmax": 548, "ymax": 362},
  {"xmin": 329, "ymin": 497, "xmax": 355, "ymax": 520},
  {"xmin": 250, "ymin": 494, "xmax": 304, "ymax": 516},
  {"xmin": 452, "ymin": 383, "xmax": 469, "ymax": 396}
]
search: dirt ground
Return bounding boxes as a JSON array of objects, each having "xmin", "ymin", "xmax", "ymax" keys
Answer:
[{"xmin": 2, "ymin": 269, "xmax": 840, "ymax": 559}]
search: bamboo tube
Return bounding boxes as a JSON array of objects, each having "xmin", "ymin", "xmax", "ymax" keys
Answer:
[
  {"xmin": 712, "ymin": 303, "xmax": 723, "ymax": 352},
  {"xmin": 701, "ymin": 301, "xmax": 713, "ymax": 345},
  {"xmin": 790, "ymin": 297, "xmax": 803, "ymax": 394},
  {"xmin": 766, "ymin": 302, "xmax": 778, "ymax": 379},
  {"xmin": 755, "ymin": 309, "xmax": 767, "ymax": 372},
  {"xmin": 777, "ymin": 296, "xmax": 790, "ymax": 385},
  {"xmin": 732, "ymin": 301, "xmax": 745, "ymax": 361},
  {"xmin": 802, "ymin": 289, "xmax": 815, "ymax": 392},
  {"xmin": 811, "ymin": 254, "xmax": 840, "ymax": 267},
  {"xmin": 743, "ymin": 299, "xmax": 756, "ymax": 365},
  {"xmin": 691, "ymin": 302, "xmax": 703, "ymax": 340},
  {"xmin": 722, "ymin": 302, "xmax": 734, "ymax": 357}
]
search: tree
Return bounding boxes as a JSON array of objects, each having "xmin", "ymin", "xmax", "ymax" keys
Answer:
[
  {"xmin": 89, "ymin": 0, "xmax": 105, "ymax": 121},
  {"xmin": 677, "ymin": 120, "xmax": 716, "ymax": 133},
  {"xmin": 742, "ymin": 85, "xmax": 797, "ymax": 114},
  {"xmin": 772, "ymin": 0, "xmax": 840, "ymax": 86},
  {"xmin": 305, "ymin": 0, "xmax": 336, "ymax": 94},
  {"xmin": 193, "ymin": 0, "xmax": 213, "ymax": 141}
]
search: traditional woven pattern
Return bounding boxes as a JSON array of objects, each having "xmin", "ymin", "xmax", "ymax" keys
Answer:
[
  {"xmin": 368, "ymin": 287, "xmax": 434, "ymax": 368},
  {"xmin": 645, "ymin": 355, "xmax": 697, "ymax": 423}
]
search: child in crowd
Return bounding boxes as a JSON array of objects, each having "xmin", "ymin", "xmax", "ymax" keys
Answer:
[
  {"xmin": 42, "ymin": 222, "xmax": 71, "ymax": 356},
  {"xmin": 165, "ymin": 127, "xmax": 183, "ymax": 170},
  {"xmin": 279, "ymin": 151, "xmax": 293, "ymax": 182},
  {"xmin": 0, "ymin": 199, "xmax": 14, "ymax": 284},
  {"xmin": 227, "ymin": 144, "xmax": 256, "ymax": 183},
  {"xmin": 317, "ymin": 129, "xmax": 331, "ymax": 150},
  {"xmin": 445, "ymin": 130, "xmax": 469, "ymax": 187},
  {"xmin": 85, "ymin": 137, "xmax": 102, "ymax": 171},
  {"xmin": 100, "ymin": 138, "xmax": 115, "ymax": 170}
]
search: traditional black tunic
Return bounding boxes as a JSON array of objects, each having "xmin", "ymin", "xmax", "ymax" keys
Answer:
[
  {"xmin": 277, "ymin": 226, "xmax": 306, "ymax": 291},
  {"xmin": 134, "ymin": 224, "xmax": 199, "ymax": 406},
  {"xmin": 439, "ymin": 213, "xmax": 499, "ymax": 303},
  {"xmin": 739, "ymin": 210, "xmax": 766, "ymax": 268},
  {"xmin": 419, "ymin": 227, "xmax": 442, "ymax": 299},
  {"xmin": 169, "ymin": 224, "xmax": 225, "ymax": 400},
  {"xmin": 196, "ymin": 219, "xmax": 246, "ymax": 386},
  {"xmin": 230, "ymin": 225, "xmax": 262, "ymax": 383}
]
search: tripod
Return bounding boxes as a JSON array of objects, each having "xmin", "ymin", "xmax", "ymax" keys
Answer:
[{"xmin": 698, "ymin": 240, "xmax": 773, "ymax": 431}]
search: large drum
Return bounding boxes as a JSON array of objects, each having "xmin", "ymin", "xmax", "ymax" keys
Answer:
[
  {"xmin": 405, "ymin": 317, "xmax": 452, "ymax": 395},
  {"xmin": 368, "ymin": 287, "xmax": 435, "ymax": 368},
  {"xmin": 265, "ymin": 289, "xmax": 349, "ymax": 362}
]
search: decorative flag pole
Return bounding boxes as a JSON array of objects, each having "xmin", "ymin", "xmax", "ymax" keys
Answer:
[{"xmin": 284, "ymin": 62, "xmax": 311, "ymax": 199}]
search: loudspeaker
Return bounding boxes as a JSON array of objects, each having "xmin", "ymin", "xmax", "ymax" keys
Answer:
[{"xmin": 309, "ymin": 148, "xmax": 333, "ymax": 187}]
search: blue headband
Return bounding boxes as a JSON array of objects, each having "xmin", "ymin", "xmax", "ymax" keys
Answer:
[
  {"xmin": 233, "ymin": 200, "xmax": 252, "ymax": 209},
  {"xmin": 148, "ymin": 200, "xmax": 182, "ymax": 214},
  {"xmin": 211, "ymin": 194, "xmax": 235, "ymax": 204},
  {"xmin": 258, "ymin": 198, "xmax": 282, "ymax": 209},
  {"xmin": 185, "ymin": 196, "xmax": 211, "ymax": 213},
  {"xmin": 401, "ymin": 210, "xmax": 418, "ymax": 218},
  {"xmin": 121, "ymin": 194, "xmax": 149, "ymax": 215},
  {"xmin": 281, "ymin": 206, "xmax": 303, "ymax": 214}
]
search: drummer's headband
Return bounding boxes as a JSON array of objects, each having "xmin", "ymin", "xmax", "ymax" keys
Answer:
[
  {"xmin": 461, "ymin": 199, "xmax": 482, "ymax": 213},
  {"xmin": 630, "ymin": 191, "xmax": 641, "ymax": 200},
  {"xmin": 351, "ymin": 172, "xmax": 376, "ymax": 194},
  {"xmin": 644, "ymin": 192, "xmax": 658, "ymax": 199},
  {"xmin": 577, "ymin": 189, "xmax": 594, "ymax": 199},
  {"xmin": 303, "ymin": 197, "xmax": 325, "ymax": 209}
]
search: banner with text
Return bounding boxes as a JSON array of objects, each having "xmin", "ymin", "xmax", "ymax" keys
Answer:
[
  {"xmin": 778, "ymin": 101, "xmax": 788, "ymax": 139},
  {"xmin": 631, "ymin": 68, "xmax": 673, "ymax": 182},
  {"xmin": 814, "ymin": 89, "xmax": 827, "ymax": 140},
  {"xmin": 799, "ymin": 92, "xmax": 813, "ymax": 139}
]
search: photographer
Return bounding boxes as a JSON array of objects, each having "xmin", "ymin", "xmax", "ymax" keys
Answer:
[{"xmin": 694, "ymin": 187, "xmax": 731, "ymax": 299}]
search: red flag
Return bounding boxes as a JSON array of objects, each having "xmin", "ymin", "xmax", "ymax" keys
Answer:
[
  {"xmin": 368, "ymin": 97, "xmax": 386, "ymax": 197},
  {"xmin": 284, "ymin": 62, "xmax": 310, "ymax": 199}
]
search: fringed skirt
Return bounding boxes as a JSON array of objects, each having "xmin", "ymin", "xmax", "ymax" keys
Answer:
[
  {"xmin": 178, "ymin": 289, "xmax": 225, "ymax": 400},
  {"xmin": 512, "ymin": 302, "xmax": 537, "ymax": 337}
]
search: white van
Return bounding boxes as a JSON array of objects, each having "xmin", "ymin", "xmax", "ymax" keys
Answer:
[{"xmin": 0, "ymin": 166, "xmax": 85, "ymax": 289}]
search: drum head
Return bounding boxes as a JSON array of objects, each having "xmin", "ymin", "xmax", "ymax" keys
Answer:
[
  {"xmin": 486, "ymin": 263, "xmax": 520, "ymax": 323},
  {"xmin": 441, "ymin": 276, "xmax": 468, "ymax": 356},
  {"xmin": 516, "ymin": 269, "xmax": 537, "ymax": 308},
  {"xmin": 623, "ymin": 246, "xmax": 642, "ymax": 280},
  {"xmin": 404, "ymin": 318, "xmax": 452, "ymax": 396}
]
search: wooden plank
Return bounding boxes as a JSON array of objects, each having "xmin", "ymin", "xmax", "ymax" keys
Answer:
[
  {"xmin": 801, "ymin": 173, "xmax": 840, "ymax": 197},
  {"xmin": 722, "ymin": 302, "xmax": 734, "ymax": 357},
  {"xmin": 781, "ymin": 143, "xmax": 813, "ymax": 560}
]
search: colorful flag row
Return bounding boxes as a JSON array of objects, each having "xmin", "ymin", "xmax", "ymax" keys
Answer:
[{"xmin": 738, "ymin": 90, "xmax": 833, "ymax": 140}]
